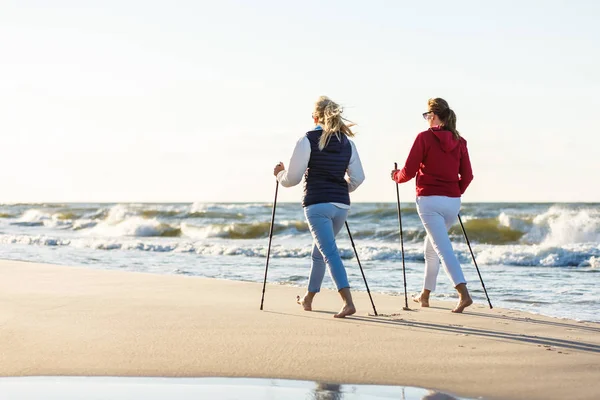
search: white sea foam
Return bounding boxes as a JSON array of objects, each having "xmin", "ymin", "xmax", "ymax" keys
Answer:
[
  {"xmin": 18, "ymin": 209, "xmax": 51, "ymax": 222},
  {"xmin": 2, "ymin": 231, "xmax": 598, "ymax": 268},
  {"xmin": 538, "ymin": 207, "xmax": 600, "ymax": 246},
  {"xmin": 495, "ymin": 206, "xmax": 600, "ymax": 246}
]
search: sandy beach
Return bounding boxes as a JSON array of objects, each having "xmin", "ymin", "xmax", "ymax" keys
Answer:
[{"xmin": 0, "ymin": 260, "xmax": 598, "ymax": 400}]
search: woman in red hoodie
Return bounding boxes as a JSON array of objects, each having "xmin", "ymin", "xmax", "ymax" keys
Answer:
[{"xmin": 391, "ymin": 98, "xmax": 474, "ymax": 313}]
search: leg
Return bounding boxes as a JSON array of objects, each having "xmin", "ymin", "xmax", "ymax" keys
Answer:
[
  {"xmin": 331, "ymin": 207, "xmax": 354, "ymax": 318},
  {"xmin": 308, "ymin": 242, "xmax": 326, "ymax": 293},
  {"xmin": 304, "ymin": 204, "xmax": 354, "ymax": 318},
  {"xmin": 305, "ymin": 204, "xmax": 350, "ymax": 292},
  {"xmin": 436, "ymin": 198, "xmax": 467, "ymax": 288},
  {"xmin": 413, "ymin": 236, "xmax": 438, "ymax": 307},
  {"xmin": 297, "ymin": 243, "xmax": 325, "ymax": 311},
  {"xmin": 419, "ymin": 197, "xmax": 471, "ymax": 312},
  {"xmin": 440, "ymin": 201, "xmax": 472, "ymax": 313},
  {"xmin": 420, "ymin": 212, "xmax": 466, "ymax": 288},
  {"xmin": 423, "ymin": 235, "xmax": 441, "ymax": 291},
  {"xmin": 416, "ymin": 197, "xmax": 442, "ymax": 307},
  {"xmin": 299, "ymin": 208, "xmax": 349, "ymax": 312}
]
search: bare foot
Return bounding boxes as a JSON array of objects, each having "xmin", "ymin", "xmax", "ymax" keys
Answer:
[
  {"xmin": 412, "ymin": 293, "xmax": 430, "ymax": 307},
  {"xmin": 452, "ymin": 297, "xmax": 473, "ymax": 313},
  {"xmin": 296, "ymin": 295, "xmax": 312, "ymax": 311},
  {"xmin": 334, "ymin": 304, "xmax": 356, "ymax": 318}
]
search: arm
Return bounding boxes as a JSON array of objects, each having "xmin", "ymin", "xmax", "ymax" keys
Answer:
[
  {"xmin": 346, "ymin": 141, "xmax": 365, "ymax": 192},
  {"xmin": 276, "ymin": 136, "xmax": 310, "ymax": 187},
  {"xmin": 459, "ymin": 141, "xmax": 474, "ymax": 194},
  {"xmin": 393, "ymin": 133, "xmax": 425, "ymax": 183}
]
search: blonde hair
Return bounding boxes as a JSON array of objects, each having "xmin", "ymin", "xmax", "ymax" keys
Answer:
[{"xmin": 313, "ymin": 96, "xmax": 355, "ymax": 151}]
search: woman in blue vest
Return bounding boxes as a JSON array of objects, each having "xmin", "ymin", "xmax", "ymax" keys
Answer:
[{"xmin": 273, "ymin": 96, "xmax": 365, "ymax": 318}]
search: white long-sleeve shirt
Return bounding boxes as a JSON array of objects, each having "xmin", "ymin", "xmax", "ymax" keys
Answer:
[{"xmin": 276, "ymin": 135, "xmax": 365, "ymax": 208}]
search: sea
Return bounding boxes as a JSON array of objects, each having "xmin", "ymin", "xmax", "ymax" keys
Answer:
[{"xmin": 0, "ymin": 202, "xmax": 598, "ymax": 322}]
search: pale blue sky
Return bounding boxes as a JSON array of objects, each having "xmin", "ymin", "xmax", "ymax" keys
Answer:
[{"xmin": 1, "ymin": 1, "xmax": 598, "ymax": 203}]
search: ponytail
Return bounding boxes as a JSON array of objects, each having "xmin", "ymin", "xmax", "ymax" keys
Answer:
[
  {"xmin": 313, "ymin": 96, "xmax": 356, "ymax": 151},
  {"xmin": 444, "ymin": 109, "xmax": 460, "ymax": 140}
]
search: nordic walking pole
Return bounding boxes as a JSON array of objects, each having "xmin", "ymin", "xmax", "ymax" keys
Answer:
[
  {"xmin": 260, "ymin": 180, "xmax": 279, "ymax": 310},
  {"xmin": 345, "ymin": 221, "xmax": 378, "ymax": 316},
  {"xmin": 394, "ymin": 162, "xmax": 410, "ymax": 311},
  {"xmin": 458, "ymin": 214, "xmax": 493, "ymax": 309}
]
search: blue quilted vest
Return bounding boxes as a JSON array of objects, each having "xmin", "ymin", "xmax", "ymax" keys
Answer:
[{"xmin": 302, "ymin": 129, "xmax": 352, "ymax": 207}]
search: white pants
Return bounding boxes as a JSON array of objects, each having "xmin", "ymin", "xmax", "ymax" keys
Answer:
[{"xmin": 416, "ymin": 196, "xmax": 466, "ymax": 291}]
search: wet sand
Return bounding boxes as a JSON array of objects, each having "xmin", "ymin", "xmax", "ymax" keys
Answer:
[{"xmin": 1, "ymin": 260, "xmax": 599, "ymax": 400}]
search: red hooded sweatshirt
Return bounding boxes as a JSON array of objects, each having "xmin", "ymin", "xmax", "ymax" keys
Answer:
[{"xmin": 393, "ymin": 127, "xmax": 473, "ymax": 197}]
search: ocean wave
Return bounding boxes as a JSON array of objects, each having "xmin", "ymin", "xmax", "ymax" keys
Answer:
[
  {"xmin": 349, "ymin": 217, "xmax": 527, "ymax": 245},
  {"xmin": 190, "ymin": 202, "xmax": 271, "ymax": 213},
  {"xmin": 140, "ymin": 210, "xmax": 182, "ymax": 218},
  {"xmin": 3, "ymin": 203, "xmax": 600, "ymax": 247},
  {"xmin": 447, "ymin": 206, "xmax": 600, "ymax": 246},
  {"xmin": 12, "ymin": 207, "xmax": 101, "ymax": 225},
  {"xmin": 351, "ymin": 206, "xmax": 418, "ymax": 219},
  {"xmin": 3, "ymin": 233, "xmax": 599, "ymax": 268},
  {"xmin": 449, "ymin": 217, "xmax": 525, "ymax": 244},
  {"xmin": 18, "ymin": 209, "xmax": 51, "ymax": 222},
  {"xmin": 93, "ymin": 205, "xmax": 247, "ymax": 221},
  {"xmin": 73, "ymin": 220, "xmax": 98, "ymax": 230},
  {"xmin": 88, "ymin": 216, "xmax": 182, "ymax": 238},
  {"xmin": 489, "ymin": 205, "xmax": 600, "ymax": 246},
  {"xmin": 0, "ymin": 234, "xmax": 71, "ymax": 247},
  {"xmin": 10, "ymin": 221, "xmax": 45, "ymax": 227},
  {"xmin": 586, "ymin": 256, "xmax": 600, "ymax": 269},
  {"xmin": 185, "ymin": 211, "xmax": 245, "ymax": 219},
  {"xmin": 54, "ymin": 211, "xmax": 83, "ymax": 220},
  {"xmin": 65, "ymin": 205, "xmax": 247, "ymax": 222},
  {"xmin": 498, "ymin": 212, "xmax": 534, "ymax": 232},
  {"xmin": 181, "ymin": 220, "xmax": 309, "ymax": 239},
  {"xmin": 350, "ymin": 228, "xmax": 426, "ymax": 242},
  {"xmin": 475, "ymin": 243, "xmax": 600, "ymax": 267},
  {"xmin": 536, "ymin": 206, "xmax": 600, "ymax": 245}
]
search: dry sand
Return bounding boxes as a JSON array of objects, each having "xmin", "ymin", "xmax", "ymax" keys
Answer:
[{"xmin": 0, "ymin": 260, "xmax": 598, "ymax": 400}]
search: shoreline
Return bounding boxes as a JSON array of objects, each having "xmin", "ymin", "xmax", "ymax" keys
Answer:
[
  {"xmin": 1, "ymin": 254, "xmax": 595, "ymax": 324},
  {"xmin": 1, "ymin": 260, "xmax": 599, "ymax": 400}
]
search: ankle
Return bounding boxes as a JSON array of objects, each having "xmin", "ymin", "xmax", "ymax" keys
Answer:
[{"xmin": 455, "ymin": 283, "xmax": 469, "ymax": 297}]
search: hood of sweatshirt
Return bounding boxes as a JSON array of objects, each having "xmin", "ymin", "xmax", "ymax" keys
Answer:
[{"xmin": 431, "ymin": 127, "xmax": 460, "ymax": 152}]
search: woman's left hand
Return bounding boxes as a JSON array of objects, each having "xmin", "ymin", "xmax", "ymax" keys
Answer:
[
  {"xmin": 274, "ymin": 162, "xmax": 285, "ymax": 177},
  {"xmin": 391, "ymin": 169, "xmax": 399, "ymax": 181}
]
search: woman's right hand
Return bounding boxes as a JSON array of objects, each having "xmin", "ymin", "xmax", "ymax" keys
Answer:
[
  {"xmin": 391, "ymin": 169, "xmax": 399, "ymax": 181},
  {"xmin": 274, "ymin": 162, "xmax": 285, "ymax": 177}
]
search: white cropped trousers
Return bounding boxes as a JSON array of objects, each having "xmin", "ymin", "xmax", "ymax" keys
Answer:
[{"xmin": 416, "ymin": 195, "xmax": 467, "ymax": 291}]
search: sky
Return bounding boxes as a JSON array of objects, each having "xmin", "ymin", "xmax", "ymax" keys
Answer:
[{"xmin": 0, "ymin": 0, "xmax": 598, "ymax": 203}]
